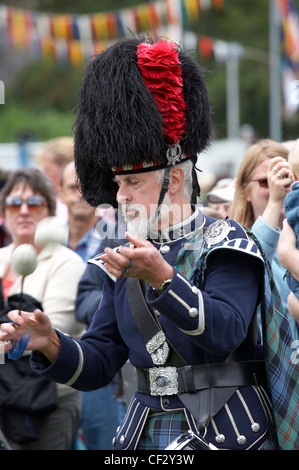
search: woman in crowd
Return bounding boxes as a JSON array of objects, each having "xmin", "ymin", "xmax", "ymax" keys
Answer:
[
  {"xmin": 231, "ymin": 138, "xmax": 298, "ymax": 340},
  {"xmin": 0, "ymin": 167, "xmax": 85, "ymax": 450}
]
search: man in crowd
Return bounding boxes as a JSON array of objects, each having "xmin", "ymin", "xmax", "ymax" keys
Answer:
[{"xmin": 1, "ymin": 36, "xmax": 297, "ymax": 450}]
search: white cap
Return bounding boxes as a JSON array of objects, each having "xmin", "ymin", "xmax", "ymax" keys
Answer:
[{"xmin": 206, "ymin": 180, "xmax": 235, "ymax": 204}]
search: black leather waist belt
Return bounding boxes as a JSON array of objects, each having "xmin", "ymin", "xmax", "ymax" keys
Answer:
[{"xmin": 137, "ymin": 361, "xmax": 267, "ymax": 396}]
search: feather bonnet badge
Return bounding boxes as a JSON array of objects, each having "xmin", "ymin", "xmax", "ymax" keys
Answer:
[{"xmin": 74, "ymin": 35, "xmax": 213, "ymax": 208}]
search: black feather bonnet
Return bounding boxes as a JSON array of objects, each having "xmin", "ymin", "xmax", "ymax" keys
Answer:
[{"xmin": 74, "ymin": 35, "xmax": 213, "ymax": 207}]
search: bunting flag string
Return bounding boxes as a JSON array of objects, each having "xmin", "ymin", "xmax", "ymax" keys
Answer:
[
  {"xmin": 278, "ymin": 0, "xmax": 299, "ymax": 68},
  {"xmin": 0, "ymin": 0, "xmax": 224, "ymax": 66},
  {"xmin": 277, "ymin": 0, "xmax": 299, "ymax": 115}
]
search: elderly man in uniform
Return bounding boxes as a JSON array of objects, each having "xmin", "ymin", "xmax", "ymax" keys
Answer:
[{"xmin": 1, "ymin": 36, "xmax": 292, "ymax": 450}]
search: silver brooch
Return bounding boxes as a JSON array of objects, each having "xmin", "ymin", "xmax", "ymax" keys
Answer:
[
  {"xmin": 203, "ymin": 219, "xmax": 231, "ymax": 247},
  {"xmin": 146, "ymin": 331, "xmax": 169, "ymax": 365},
  {"xmin": 166, "ymin": 143, "xmax": 182, "ymax": 165}
]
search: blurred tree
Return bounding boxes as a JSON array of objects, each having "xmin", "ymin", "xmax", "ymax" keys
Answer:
[
  {"xmin": 0, "ymin": 0, "xmax": 142, "ymax": 13},
  {"xmin": 192, "ymin": 2, "xmax": 271, "ymax": 140},
  {"xmin": 7, "ymin": 59, "xmax": 83, "ymax": 112},
  {"xmin": 0, "ymin": 0, "xmax": 298, "ymax": 142},
  {"xmin": 0, "ymin": 0, "xmax": 144, "ymax": 141}
]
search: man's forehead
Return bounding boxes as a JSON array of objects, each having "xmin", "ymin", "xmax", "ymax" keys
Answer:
[{"xmin": 114, "ymin": 172, "xmax": 154, "ymax": 182}]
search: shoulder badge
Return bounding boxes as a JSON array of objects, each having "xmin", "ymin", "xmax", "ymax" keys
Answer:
[{"xmin": 203, "ymin": 219, "xmax": 231, "ymax": 247}]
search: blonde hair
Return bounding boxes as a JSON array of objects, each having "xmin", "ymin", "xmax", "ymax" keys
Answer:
[
  {"xmin": 36, "ymin": 137, "xmax": 74, "ymax": 168},
  {"xmin": 231, "ymin": 139, "xmax": 289, "ymax": 229},
  {"xmin": 288, "ymin": 139, "xmax": 299, "ymax": 181}
]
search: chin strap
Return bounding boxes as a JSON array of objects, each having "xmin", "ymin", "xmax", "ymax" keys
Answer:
[
  {"xmin": 152, "ymin": 166, "xmax": 170, "ymax": 224},
  {"xmin": 191, "ymin": 166, "xmax": 201, "ymax": 204},
  {"xmin": 151, "ymin": 162, "xmax": 200, "ymax": 229}
]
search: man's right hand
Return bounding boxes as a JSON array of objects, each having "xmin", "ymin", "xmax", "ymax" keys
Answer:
[{"xmin": 0, "ymin": 309, "xmax": 60, "ymax": 363}]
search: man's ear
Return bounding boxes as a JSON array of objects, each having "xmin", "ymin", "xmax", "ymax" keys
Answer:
[{"xmin": 168, "ymin": 167, "xmax": 184, "ymax": 196}]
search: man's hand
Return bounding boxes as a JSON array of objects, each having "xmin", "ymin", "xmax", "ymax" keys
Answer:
[
  {"xmin": 0, "ymin": 309, "xmax": 60, "ymax": 363},
  {"xmin": 100, "ymin": 232, "xmax": 174, "ymax": 289}
]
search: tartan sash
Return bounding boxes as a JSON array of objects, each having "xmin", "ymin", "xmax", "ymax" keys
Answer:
[
  {"xmin": 175, "ymin": 222, "xmax": 299, "ymax": 450},
  {"xmin": 257, "ymin": 245, "xmax": 299, "ymax": 450}
]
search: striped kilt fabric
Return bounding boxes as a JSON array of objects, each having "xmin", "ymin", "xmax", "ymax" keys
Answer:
[
  {"xmin": 137, "ymin": 410, "xmax": 190, "ymax": 450},
  {"xmin": 136, "ymin": 404, "xmax": 275, "ymax": 450}
]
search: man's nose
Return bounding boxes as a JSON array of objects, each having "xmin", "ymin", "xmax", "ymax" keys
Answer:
[{"xmin": 116, "ymin": 186, "xmax": 131, "ymax": 204}]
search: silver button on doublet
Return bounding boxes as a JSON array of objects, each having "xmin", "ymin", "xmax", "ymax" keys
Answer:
[
  {"xmin": 237, "ymin": 435, "xmax": 247, "ymax": 445},
  {"xmin": 191, "ymin": 286, "xmax": 200, "ymax": 295},
  {"xmin": 189, "ymin": 307, "xmax": 198, "ymax": 318},
  {"xmin": 215, "ymin": 434, "xmax": 225, "ymax": 444},
  {"xmin": 162, "ymin": 398, "xmax": 170, "ymax": 407},
  {"xmin": 160, "ymin": 245, "xmax": 170, "ymax": 254},
  {"xmin": 251, "ymin": 422, "xmax": 260, "ymax": 432},
  {"xmin": 119, "ymin": 435, "xmax": 125, "ymax": 445}
]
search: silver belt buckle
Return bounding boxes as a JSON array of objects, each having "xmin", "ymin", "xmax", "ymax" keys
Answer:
[{"xmin": 149, "ymin": 366, "xmax": 178, "ymax": 396}]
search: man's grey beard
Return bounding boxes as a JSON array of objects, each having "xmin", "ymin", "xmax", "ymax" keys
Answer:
[{"xmin": 119, "ymin": 194, "xmax": 172, "ymax": 239}]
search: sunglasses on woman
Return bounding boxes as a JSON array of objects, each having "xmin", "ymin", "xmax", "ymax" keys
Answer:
[
  {"xmin": 5, "ymin": 195, "xmax": 45, "ymax": 212},
  {"xmin": 250, "ymin": 178, "xmax": 268, "ymax": 188}
]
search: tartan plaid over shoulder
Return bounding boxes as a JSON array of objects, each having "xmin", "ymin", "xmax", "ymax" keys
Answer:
[{"xmin": 175, "ymin": 220, "xmax": 299, "ymax": 450}]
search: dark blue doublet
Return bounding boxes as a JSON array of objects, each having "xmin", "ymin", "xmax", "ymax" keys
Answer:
[{"xmin": 30, "ymin": 210, "xmax": 274, "ymax": 450}]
